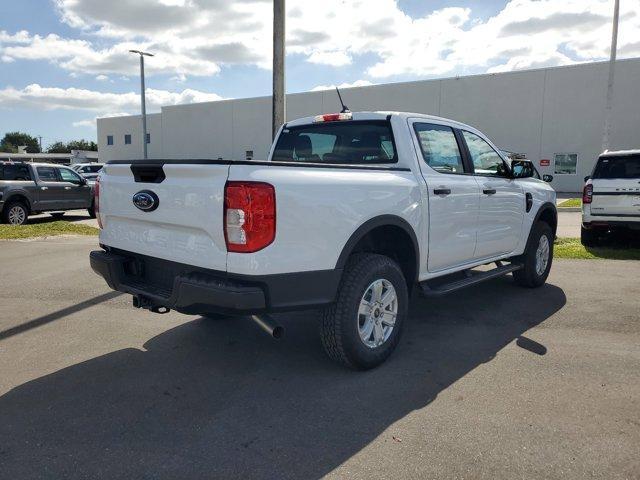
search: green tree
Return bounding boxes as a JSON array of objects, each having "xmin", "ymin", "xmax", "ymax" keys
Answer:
[
  {"xmin": 46, "ymin": 139, "xmax": 98, "ymax": 153},
  {"xmin": 0, "ymin": 132, "xmax": 41, "ymax": 153},
  {"xmin": 46, "ymin": 141, "xmax": 69, "ymax": 153}
]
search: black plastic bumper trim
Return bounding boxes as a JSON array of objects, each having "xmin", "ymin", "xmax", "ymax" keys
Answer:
[{"xmin": 90, "ymin": 249, "xmax": 342, "ymax": 315}]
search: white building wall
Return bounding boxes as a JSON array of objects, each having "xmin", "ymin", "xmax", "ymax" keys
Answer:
[{"xmin": 97, "ymin": 59, "xmax": 640, "ymax": 192}]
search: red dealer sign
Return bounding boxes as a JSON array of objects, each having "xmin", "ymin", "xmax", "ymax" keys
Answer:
[{"xmin": 540, "ymin": 159, "xmax": 551, "ymax": 167}]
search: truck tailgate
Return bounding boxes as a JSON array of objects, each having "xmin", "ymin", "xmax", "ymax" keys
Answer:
[
  {"xmin": 98, "ymin": 162, "xmax": 229, "ymax": 271},
  {"xmin": 591, "ymin": 179, "xmax": 640, "ymax": 217}
]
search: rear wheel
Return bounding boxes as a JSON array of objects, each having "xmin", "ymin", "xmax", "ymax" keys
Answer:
[
  {"xmin": 580, "ymin": 226, "xmax": 599, "ymax": 247},
  {"xmin": 50, "ymin": 212, "xmax": 65, "ymax": 219},
  {"xmin": 320, "ymin": 253, "xmax": 408, "ymax": 370},
  {"xmin": 513, "ymin": 222, "xmax": 553, "ymax": 288},
  {"xmin": 2, "ymin": 201, "xmax": 28, "ymax": 225}
]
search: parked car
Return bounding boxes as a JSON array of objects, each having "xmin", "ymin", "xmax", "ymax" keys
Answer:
[
  {"xmin": 581, "ymin": 150, "xmax": 640, "ymax": 246},
  {"xmin": 0, "ymin": 161, "xmax": 95, "ymax": 225},
  {"xmin": 90, "ymin": 111, "xmax": 557, "ymax": 369},
  {"xmin": 72, "ymin": 163, "xmax": 104, "ymax": 178}
]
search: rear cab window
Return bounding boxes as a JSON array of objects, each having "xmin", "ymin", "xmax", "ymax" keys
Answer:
[
  {"xmin": 592, "ymin": 155, "xmax": 640, "ymax": 179},
  {"xmin": 0, "ymin": 164, "xmax": 32, "ymax": 181},
  {"xmin": 272, "ymin": 120, "xmax": 397, "ymax": 164}
]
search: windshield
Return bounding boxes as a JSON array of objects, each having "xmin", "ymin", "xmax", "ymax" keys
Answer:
[
  {"xmin": 593, "ymin": 155, "xmax": 640, "ymax": 179},
  {"xmin": 272, "ymin": 120, "xmax": 396, "ymax": 164}
]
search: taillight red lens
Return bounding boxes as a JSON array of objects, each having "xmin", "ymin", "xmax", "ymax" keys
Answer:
[
  {"xmin": 94, "ymin": 176, "xmax": 103, "ymax": 229},
  {"xmin": 582, "ymin": 183, "xmax": 593, "ymax": 204},
  {"xmin": 224, "ymin": 182, "xmax": 275, "ymax": 253}
]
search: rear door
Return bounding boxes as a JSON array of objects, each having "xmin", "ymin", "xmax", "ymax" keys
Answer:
[
  {"xmin": 98, "ymin": 161, "xmax": 230, "ymax": 271},
  {"xmin": 590, "ymin": 154, "xmax": 640, "ymax": 217},
  {"xmin": 460, "ymin": 130, "xmax": 525, "ymax": 259},
  {"xmin": 35, "ymin": 166, "xmax": 66, "ymax": 210},
  {"xmin": 409, "ymin": 120, "xmax": 480, "ymax": 272}
]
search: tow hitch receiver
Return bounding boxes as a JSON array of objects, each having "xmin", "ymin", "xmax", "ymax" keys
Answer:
[{"xmin": 132, "ymin": 295, "xmax": 170, "ymax": 314}]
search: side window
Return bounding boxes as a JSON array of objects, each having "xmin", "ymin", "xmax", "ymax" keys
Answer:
[
  {"xmin": 1, "ymin": 164, "xmax": 32, "ymax": 180},
  {"xmin": 36, "ymin": 166, "xmax": 58, "ymax": 181},
  {"xmin": 107, "ymin": 135, "xmax": 114, "ymax": 146},
  {"xmin": 462, "ymin": 131, "xmax": 508, "ymax": 177},
  {"xmin": 413, "ymin": 123, "xmax": 465, "ymax": 174},
  {"xmin": 59, "ymin": 168, "xmax": 82, "ymax": 183}
]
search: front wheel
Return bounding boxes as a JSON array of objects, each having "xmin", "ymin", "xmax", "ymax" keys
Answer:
[
  {"xmin": 513, "ymin": 222, "xmax": 553, "ymax": 288},
  {"xmin": 320, "ymin": 253, "xmax": 408, "ymax": 370}
]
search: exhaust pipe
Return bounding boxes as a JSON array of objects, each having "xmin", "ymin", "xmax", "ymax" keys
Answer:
[{"xmin": 250, "ymin": 314, "xmax": 284, "ymax": 339}]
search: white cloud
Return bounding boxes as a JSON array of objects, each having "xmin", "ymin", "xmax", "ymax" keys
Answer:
[
  {"xmin": 95, "ymin": 74, "xmax": 109, "ymax": 81},
  {"xmin": 0, "ymin": 0, "xmax": 639, "ymax": 83},
  {"xmin": 73, "ymin": 112, "xmax": 129, "ymax": 129},
  {"xmin": 311, "ymin": 80, "xmax": 374, "ymax": 92},
  {"xmin": 0, "ymin": 84, "xmax": 224, "ymax": 112}
]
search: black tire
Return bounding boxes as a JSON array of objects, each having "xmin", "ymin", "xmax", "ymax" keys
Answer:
[
  {"xmin": 320, "ymin": 253, "xmax": 408, "ymax": 370},
  {"xmin": 50, "ymin": 212, "xmax": 65, "ymax": 219},
  {"xmin": 88, "ymin": 203, "xmax": 96, "ymax": 218},
  {"xmin": 1, "ymin": 201, "xmax": 28, "ymax": 225},
  {"xmin": 513, "ymin": 221, "xmax": 553, "ymax": 288},
  {"xmin": 580, "ymin": 226, "xmax": 598, "ymax": 247},
  {"xmin": 203, "ymin": 313, "xmax": 230, "ymax": 320}
]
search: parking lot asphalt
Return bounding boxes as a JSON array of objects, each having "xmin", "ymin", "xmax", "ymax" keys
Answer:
[{"xmin": 0, "ymin": 237, "xmax": 638, "ymax": 479}]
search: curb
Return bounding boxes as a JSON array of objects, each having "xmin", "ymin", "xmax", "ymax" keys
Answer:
[{"xmin": 557, "ymin": 207, "xmax": 581, "ymax": 212}]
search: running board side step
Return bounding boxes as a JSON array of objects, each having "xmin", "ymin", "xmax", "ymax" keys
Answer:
[{"xmin": 420, "ymin": 262, "xmax": 523, "ymax": 297}]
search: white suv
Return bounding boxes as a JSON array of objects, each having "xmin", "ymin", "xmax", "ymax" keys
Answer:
[{"xmin": 582, "ymin": 150, "xmax": 640, "ymax": 246}]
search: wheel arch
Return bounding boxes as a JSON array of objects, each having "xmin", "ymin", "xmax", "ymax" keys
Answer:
[
  {"xmin": 4, "ymin": 192, "xmax": 32, "ymax": 212},
  {"xmin": 533, "ymin": 202, "xmax": 557, "ymax": 236},
  {"xmin": 335, "ymin": 215, "xmax": 420, "ymax": 286}
]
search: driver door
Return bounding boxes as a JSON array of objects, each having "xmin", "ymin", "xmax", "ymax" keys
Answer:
[{"xmin": 460, "ymin": 130, "xmax": 525, "ymax": 259}]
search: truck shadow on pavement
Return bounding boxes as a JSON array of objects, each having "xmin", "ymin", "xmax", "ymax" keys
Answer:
[{"xmin": 0, "ymin": 278, "xmax": 566, "ymax": 479}]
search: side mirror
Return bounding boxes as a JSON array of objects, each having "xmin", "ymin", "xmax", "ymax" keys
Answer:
[
  {"xmin": 543, "ymin": 174, "xmax": 553, "ymax": 183},
  {"xmin": 584, "ymin": 176, "xmax": 590, "ymax": 182},
  {"xmin": 511, "ymin": 160, "xmax": 534, "ymax": 179}
]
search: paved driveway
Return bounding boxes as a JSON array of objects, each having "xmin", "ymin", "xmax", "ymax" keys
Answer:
[{"xmin": 0, "ymin": 237, "xmax": 638, "ymax": 479}]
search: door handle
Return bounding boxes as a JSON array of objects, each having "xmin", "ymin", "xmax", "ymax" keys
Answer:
[
  {"xmin": 65, "ymin": 186, "xmax": 72, "ymax": 190},
  {"xmin": 483, "ymin": 188, "xmax": 497, "ymax": 195},
  {"xmin": 433, "ymin": 188, "xmax": 451, "ymax": 195},
  {"xmin": 40, "ymin": 187, "xmax": 48, "ymax": 190}
]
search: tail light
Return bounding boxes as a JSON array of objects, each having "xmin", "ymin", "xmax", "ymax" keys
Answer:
[
  {"xmin": 224, "ymin": 181, "xmax": 275, "ymax": 253},
  {"xmin": 582, "ymin": 183, "xmax": 593, "ymax": 204},
  {"xmin": 313, "ymin": 112, "xmax": 352, "ymax": 122},
  {"xmin": 94, "ymin": 176, "xmax": 103, "ymax": 229}
]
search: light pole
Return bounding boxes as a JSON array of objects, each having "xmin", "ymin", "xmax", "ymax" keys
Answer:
[
  {"xmin": 272, "ymin": 0, "xmax": 285, "ymax": 139},
  {"xmin": 602, "ymin": 0, "xmax": 619, "ymax": 152},
  {"xmin": 129, "ymin": 49, "xmax": 154, "ymax": 159}
]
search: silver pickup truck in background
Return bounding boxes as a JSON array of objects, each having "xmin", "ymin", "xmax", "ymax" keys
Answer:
[{"xmin": 0, "ymin": 161, "xmax": 94, "ymax": 225}]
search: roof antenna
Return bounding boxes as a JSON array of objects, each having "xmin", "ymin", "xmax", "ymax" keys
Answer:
[{"xmin": 335, "ymin": 87, "xmax": 350, "ymax": 113}]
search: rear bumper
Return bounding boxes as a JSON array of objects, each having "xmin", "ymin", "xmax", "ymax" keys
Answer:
[
  {"xmin": 90, "ymin": 248, "xmax": 342, "ymax": 315},
  {"xmin": 582, "ymin": 213, "xmax": 640, "ymax": 230}
]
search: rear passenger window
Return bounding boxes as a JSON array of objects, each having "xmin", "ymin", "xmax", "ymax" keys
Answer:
[
  {"xmin": 413, "ymin": 123, "xmax": 464, "ymax": 174},
  {"xmin": 0, "ymin": 164, "xmax": 32, "ymax": 180},
  {"xmin": 37, "ymin": 167, "xmax": 58, "ymax": 181}
]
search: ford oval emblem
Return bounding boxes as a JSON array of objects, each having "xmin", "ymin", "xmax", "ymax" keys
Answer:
[{"xmin": 132, "ymin": 190, "xmax": 159, "ymax": 212}]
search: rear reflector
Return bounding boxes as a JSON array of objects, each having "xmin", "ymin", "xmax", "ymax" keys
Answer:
[
  {"xmin": 224, "ymin": 182, "xmax": 275, "ymax": 253},
  {"xmin": 94, "ymin": 176, "xmax": 103, "ymax": 229},
  {"xmin": 582, "ymin": 183, "xmax": 593, "ymax": 204},
  {"xmin": 313, "ymin": 112, "xmax": 352, "ymax": 123}
]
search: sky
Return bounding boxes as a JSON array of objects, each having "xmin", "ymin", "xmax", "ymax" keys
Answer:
[{"xmin": 0, "ymin": 0, "xmax": 638, "ymax": 148}]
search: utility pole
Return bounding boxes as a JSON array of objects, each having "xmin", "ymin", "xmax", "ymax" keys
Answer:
[
  {"xmin": 602, "ymin": 0, "xmax": 619, "ymax": 152},
  {"xmin": 129, "ymin": 49, "xmax": 154, "ymax": 159},
  {"xmin": 37, "ymin": 136, "xmax": 42, "ymax": 152},
  {"xmin": 272, "ymin": 0, "xmax": 285, "ymax": 139}
]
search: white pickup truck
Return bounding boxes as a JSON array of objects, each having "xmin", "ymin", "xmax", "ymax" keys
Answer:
[{"xmin": 90, "ymin": 111, "xmax": 557, "ymax": 369}]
